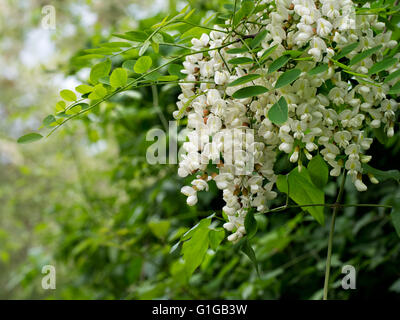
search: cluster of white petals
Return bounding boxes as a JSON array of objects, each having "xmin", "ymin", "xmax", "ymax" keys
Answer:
[{"xmin": 175, "ymin": 0, "xmax": 399, "ymax": 242}]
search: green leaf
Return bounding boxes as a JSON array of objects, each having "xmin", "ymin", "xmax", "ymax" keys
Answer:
[
  {"xmin": 148, "ymin": 220, "xmax": 170, "ymax": 240},
  {"xmin": 391, "ymin": 203, "xmax": 400, "ymax": 238},
  {"xmin": 65, "ymin": 104, "xmax": 82, "ymax": 115},
  {"xmin": 134, "ymin": 56, "xmax": 153, "ymax": 74},
  {"xmin": 276, "ymin": 167, "xmax": 325, "ymax": 224},
  {"xmin": 209, "ymin": 228, "xmax": 225, "ymax": 250},
  {"xmin": 181, "ymin": 218, "xmax": 211, "ymax": 278},
  {"xmin": 88, "ymin": 84, "xmax": 107, "ymax": 100},
  {"xmin": 181, "ymin": 214, "xmax": 214, "ymax": 241},
  {"xmin": 388, "ymin": 81, "xmax": 400, "ymax": 95},
  {"xmin": 227, "ymin": 74, "xmax": 261, "ymax": 87},
  {"xmin": 268, "ymin": 96, "xmax": 288, "ymax": 125},
  {"xmin": 232, "ymin": 85, "xmax": 269, "ymax": 99},
  {"xmin": 113, "ymin": 31, "xmax": 148, "ymax": 42},
  {"xmin": 55, "ymin": 101, "xmax": 66, "ymax": 112},
  {"xmin": 181, "ymin": 27, "xmax": 206, "ymax": 41},
  {"xmin": 282, "ymin": 50, "xmax": 303, "ymax": 58},
  {"xmin": 168, "ymin": 64, "xmax": 185, "ymax": 79},
  {"xmin": 268, "ymin": 55, "xmax": 290, "ymax": 74},
  {"xmin": 122, "ymin": 60, "xmax": 136, "ymax": 70},
  {"xmin": 110, "ymin": 68, "xmax": 128, "ymax": 88},
  {"xmin": 333, "ymin": 42, "xmax": 359, "ymax": 60},
  {"xmin": 42, "ymin": 115, "xmax": 56, "ymax": 127},
  {"xmin": 368, "ymin": 57, "xmax": 397, "ymax": 75},
  {"xmin": 308, "ymin": 64, "xmax": 329, "ymax": 76},
  {"xmin": 244, "ymin": 209, "xmax": 257, "ymax": 239},
  {"xmin": 385, "ymin": 69, "xmax": 400, "ymax": 83},
  {"xmin": 275, "ymin": 68, "xmax": 301, "ymax": 89},
  {"xmin": 228, "ymin": 57, "xmax": 254, "ymax": 65},
  {"xmin": 90, "ymin": 59, "xmax": 111, "ymax": 85},
  {"xmin": 241, "ymin": 239, "xmax": 259, "ymax": 276},
  {"xmin": 17, "ymin": 133, "xmax": 43, "ymax": 144},
  {"xmin": 251, "ymin": 29, "xmax": 268, "ymax": 48},
  {"xmin": 260, "ymin": 45, "xmax": 278, "ymax": 62},
  {"xmin": 349, "ymin": 45, "xmax": 383, "ymax": 66},
  {"xmin": 75, "ymin": 85, "xmax": 93, "ymax": 94},
  {"xmin": 60, "ymin": 89, "xmax": 77, "ymax": 102},
  {"xmin": 362, "ymin": 164, "xmax": 400, "ymax": 183},
  {"xmin": 307, "ymin": 155, "xmax": 329, "ymax": 188},
  {"xmin": 157, "ymin": 75, "xmax": 179, "ymax": 82},
  {"xmin": 226, "ymin": 47, "xmax": 249, "ymax": 54}
]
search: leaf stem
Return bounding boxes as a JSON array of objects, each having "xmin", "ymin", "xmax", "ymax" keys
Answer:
[{"xmin": 323, "ymin": 174, "xmax": 346, "ymax": 300}]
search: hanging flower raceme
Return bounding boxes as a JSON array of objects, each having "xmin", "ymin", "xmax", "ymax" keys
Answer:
[{"xmin": 175, "ymin": 0, "xmax": 399, "ymax": 242}]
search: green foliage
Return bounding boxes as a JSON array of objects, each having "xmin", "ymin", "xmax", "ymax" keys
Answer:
[
  {"xmin": 308, "ymin": 155, "xmax": 329, "ymax": 189},
  {"xmin": 391, "ymin": 203, "xmax": 400, "ymax": 237},
  {"xmin": 5, "ymin": 0, "xmax": 400, "ymax": 301},
  {"xmin": 134, "ymin": 56, "xmax": 153, "ymax": 74},
  {"xmin": 231, "ymin": 85, "xmax": 269, "ymax": 99},
  {"xmin": 277, "ymin": 168, "xmax": 325, "ymax": 225},
  {"xmin": 349, "ymin": 45, "xmax": 383, "ymax": 66},
  {"xmin": 268, "ymin": 55, "xmax": 290, "ymax": 74},
  {"xmin": 227, "ymin": 74, "xmax": 261, "ymax": 87},
  {"xmin": 17, "ymin": 133, "xmax": 43, "ymax": 144},
  {"xmin": 268, "ymin": 97, "xmax": 288, "ymax": 125},
  {"xmin": 60, "ymin": 90, "xmax": 77, "ymax": 102},
  {"xmin": 110, "ymin": 68, "xmax": 128, "ymax": 88},
  {"xmin": 275, "ymin": 69, "xmax": 301, "ymax": 89},
  {"xmin": 244, "ymin": 209, "xmax": 257, "ymax": 239},
  {"xmin": 308, "ymin": 64, "xmax": 328, "ymax": 76},
  {"xmin": 90, "ymin": 59, "xmax": 112, "ymax": 85}
]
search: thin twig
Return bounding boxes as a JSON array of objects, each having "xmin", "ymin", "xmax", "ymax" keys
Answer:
[{"xmin": 323, "ymin": 174, "xmax": 346, "ymax": 300}]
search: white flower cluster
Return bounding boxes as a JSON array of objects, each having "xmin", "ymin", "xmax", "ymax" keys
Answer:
[{"xmin": 174, "ymin": 0, "xmax": 399, "ymax": 242}]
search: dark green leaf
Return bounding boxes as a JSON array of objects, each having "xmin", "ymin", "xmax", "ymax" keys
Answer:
[
  {"xmin": 308, "ymin": 155, "xmax": 329, "ymax": 188},
  {"xmin": 209, "ymin": 228, "xmax": 225, "ymax": 250},
  {"xmin": 276, "ymin": 167, "xmax": 325, "ymax": 224},
  {"xmin": 43, "ymin": 115, "xmax": 56, "ymax": 127},
  {"xmin": 391, "ymin": 203, "xmax": 400, "ymax": 238},
  {"xmin": 388, "ymin": 81, "xmax": 400, "ymax": 95},
  {"xmin": 168, "ymin": 64, "xmax": 185, "ymax": 79},
  {"xmin": 232, "ymin": 85, "xmax": 269, "ymax": 99},
  {"xmin": 333, "ymin": 42, "xmax": 359, "ymax": 60},
  {"xmin": 308, "ymin": 64, "xmax": 329, "ymax": 76},
  {"xmin": 275, "ymin": 68, "xmax": 301, "ymax": 89},
  {"xmin": 226, "ymin": 47, "xmax": 249, "ymax": 54},
  {"xmin": 384, "ymin": 69, "xmax": 400, "ymax": 83},
  {"xmin": 17, "ymin": 133, "xmax": 43, "ymax": 144},
  {"xmin": 251, "ymin": 29, "xmax": 268, "ymax": 48},
  {"xmin": 241, "ymin": 239, "xmax": 259, "ymax": 276},
  {"xmin": 244, "ymin": 209, "xmax": 257, "ymax": 239},
  {"xmin": 268, "ymin": 55, "xmax": 290, "ymax": 74},
  {"xmin": 362, "ymin": 164, "xmax": 400, "ymax": 183},
  {"xmin": 228, "ymin": 57, "xmax": 255, "ymax": 65},
  {"xmin": 227, "ymin": 74, "xmax": 261, "ymax": 87},
  {"xmin": 368, "ymin": 57, "xmax": 397, "ymax": 75},
  {"xmin": 349, "ymin": 45, "xmax": 383, "ymax": 66},
  {"xmin": 268, "ymin": 96, "xmax": 288, "ymax": 125}
]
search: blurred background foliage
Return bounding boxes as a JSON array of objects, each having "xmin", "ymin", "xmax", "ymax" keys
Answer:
[{"xmin": 0, "ymin": 0, "xmax": 399, "ymax": 300}]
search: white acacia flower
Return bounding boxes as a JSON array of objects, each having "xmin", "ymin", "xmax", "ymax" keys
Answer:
[{"xmin": 175, "ymin": 1, "xmax": 399, "ymax": 240}]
